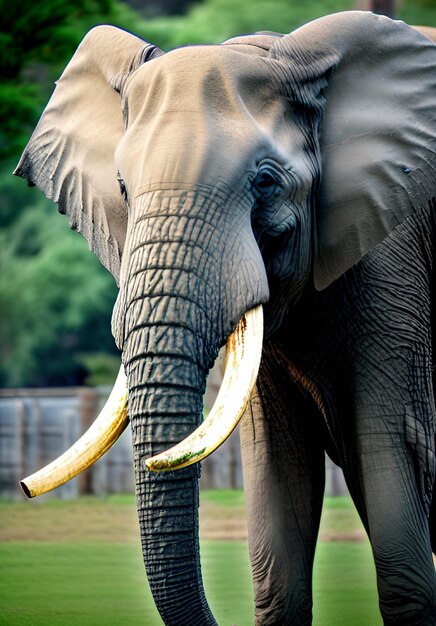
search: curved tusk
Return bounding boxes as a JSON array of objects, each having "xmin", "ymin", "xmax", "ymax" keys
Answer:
[
  {"xmin": 145, "ymin": 305, "xmax": 263, "ymax": 472},
  {"xmin": 20, "ymin": 366, "xmax": 129, "ymax": 498}
]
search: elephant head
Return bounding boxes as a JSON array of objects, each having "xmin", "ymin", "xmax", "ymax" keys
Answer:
[{"xmin": 15, "ymin": 12, "xmax": 436, "ymax": 624}]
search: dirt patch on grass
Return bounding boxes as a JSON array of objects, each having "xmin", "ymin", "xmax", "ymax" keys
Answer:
[
  {"xmin": 200, "ymin": 502, "xmax": 248, "ymax": 540},
  {"xmin": 0, "ymin": 499, "xmax": 140, "ymax": 543},
  {"xmin": 0, "ymin": 495, "xmax": 367, "ymax": 542},
  {"xmin": 319, "ymin": 531, "xmax": 366, "ymax": 542},
  {"xmin": 0, "ymin": 499, "xmax": 249, "ymax": 542}
]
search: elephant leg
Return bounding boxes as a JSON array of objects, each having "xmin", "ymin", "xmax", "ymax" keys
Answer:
[
  {"xmin": 240, "ymin": 343, "xmax": 326, "ymax": 626},
  {"xmin": 337, "ymin": 346, "xmax": 436, "ymax": 626}
]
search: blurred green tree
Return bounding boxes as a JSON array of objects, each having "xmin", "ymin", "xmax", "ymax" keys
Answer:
[
  {"xmin": 398, "ymin": 0, "xmax": 436, "ymax": 25},
  {"xmin": 0, "ymin": 0, "xmax": 140, "ymax": 162},
  {"xmin": 0, "ymin": 0, "xmax": 137, "ymax": 386},
  {"xmin": 138, "ymin": 0, "xmax": 354, "ymax": 50},
  {"xmin": 137, "ymin": 0, "xmax": 436, "ymax": 50},
  {"xmin": 0, "ymin": 200, "xmax": 119, "ymax": 386},
  {"xmin": 2, "ymin": 0, "xmax": 435, "ymax": 387}
]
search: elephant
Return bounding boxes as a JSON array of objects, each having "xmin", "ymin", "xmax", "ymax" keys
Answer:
[{"xmin": 15, "ymin": 9, "xmax": 436, "ymax": 626}]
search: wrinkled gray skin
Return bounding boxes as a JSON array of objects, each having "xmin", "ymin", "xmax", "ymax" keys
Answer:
[{"xmin": 16, "ymin": 11, "xmax": 436, "ymax": 626}]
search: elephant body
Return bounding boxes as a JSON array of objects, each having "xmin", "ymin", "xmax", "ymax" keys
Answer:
[
  {"xmin": 15, "ymin": 10, "xmax": 436, "ymax": 626},
  {"xmin": 243, "ymin": 203, "xmax": 436, "ymax": 624}
]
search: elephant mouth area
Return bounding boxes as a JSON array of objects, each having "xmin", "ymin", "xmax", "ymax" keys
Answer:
[{"xmin": 144, "ymin": 305, "xmax": 264, "ymax": 471}]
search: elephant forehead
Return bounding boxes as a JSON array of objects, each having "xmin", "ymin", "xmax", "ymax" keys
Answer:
[
  {"xmin": 119, "ymin": 46, "xmax": 304, "ymax": 190},
  {"xmin": 125, "ymin": 45, "xmax": 281, "ymax": 120},
  {"xmin": 148, "ymin": 47, "xmax": 320, "ymax": 168}
]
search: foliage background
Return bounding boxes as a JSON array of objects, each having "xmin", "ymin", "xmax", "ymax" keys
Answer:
[{"xmin": 1, "ymin": 0, "xmax": 435, "ymax": 386}]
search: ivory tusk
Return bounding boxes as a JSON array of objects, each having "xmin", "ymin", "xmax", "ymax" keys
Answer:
[
  {"xmin": 20, "ymin": 366, "xmax": 129, "ymax": 498},
  {"xmin": 144, "ymin": 305, "xmax": 263, "ymax": 472}
]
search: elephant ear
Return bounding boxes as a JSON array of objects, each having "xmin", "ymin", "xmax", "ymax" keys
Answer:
[
  {"xmin": 14, "ymin": 26, "xmax": 162, "ymax": 282},
  {"xmin": 269, "ymin": 11, "xmax": 436, "ymax": 290}
]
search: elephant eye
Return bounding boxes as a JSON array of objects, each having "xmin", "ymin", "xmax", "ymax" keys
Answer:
[
  {"xmin": 257, "ymin": 172, "xmax": 276, "ymax": 188},
  {"xmin": 253, "ymin": 168, "xmax": 281, "ymax": 199}
]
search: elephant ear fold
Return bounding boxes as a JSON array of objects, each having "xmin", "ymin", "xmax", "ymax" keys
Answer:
[
  {"xmin": 14, "ymin": 26, "xmax": 163, "ymax": 282},
  {"xmin": 269, "ymin": 11, "xmax": 436, "ymax": 290},
  {"xmin": 223, "ymin": 31, "xmax": 283, "ymax": 52}
]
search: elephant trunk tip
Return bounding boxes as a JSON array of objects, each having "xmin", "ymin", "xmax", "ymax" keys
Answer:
[{"xmin": 19, "ymin": 481, "xmax": 33, "ymax": 499}]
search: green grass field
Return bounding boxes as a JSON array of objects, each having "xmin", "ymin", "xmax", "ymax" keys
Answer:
[{"xmin": 0, "ymin": 493, "xmax": 382, "ymax": 625}]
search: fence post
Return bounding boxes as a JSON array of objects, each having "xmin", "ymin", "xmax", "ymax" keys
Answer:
[
  {"xmin": 0, "ymin": 399, "xmax": 24, "ymax": 499},
  {"xmin": 77, "ymin": 387, "xmax": 99, "ymax": 494}
]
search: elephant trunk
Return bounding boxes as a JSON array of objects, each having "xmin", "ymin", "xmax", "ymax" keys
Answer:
[
  {"xmin": 123, "ymin": 312, "xmax": 216, "ymax": 624},
  {"xmin": 128, "ymin": 346, "xmax": 214, "ymax": 623},
  {"xmin": 116, "ymin": 195, "xmax": 221, "ymax": 623}
]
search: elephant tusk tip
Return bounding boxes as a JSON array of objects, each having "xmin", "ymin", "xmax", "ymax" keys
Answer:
[
  {"xmin": 19, "ymin": 480, "xmax": 33, "ymax": 499},
  {"xmin": 15, "ymin": 365, "xmax": 129, "ymax": 498},
  {"xmin": 145, "ymin": 448, "xmax": 206, "ymax": 472},
  {"xmin": 144, "ymin": 457, "xmax": 161, "ymax": 472}
]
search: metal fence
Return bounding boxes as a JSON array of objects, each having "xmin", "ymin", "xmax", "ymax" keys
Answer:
[
  {"xmin": 0, "ymin": 387, "xmax": 133, "ymax": 500},
  {"xmin": 0, "ymin": 361, "xmax": 347, "ymax": 499}
]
